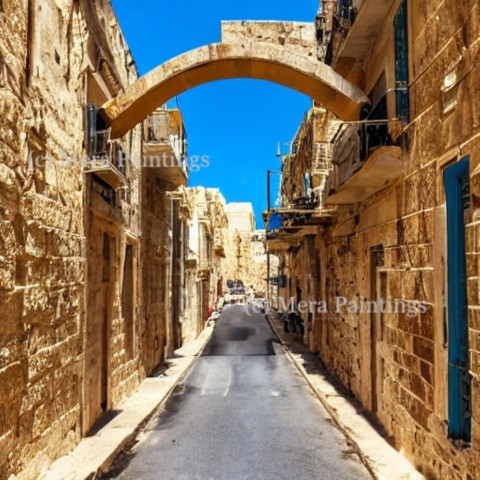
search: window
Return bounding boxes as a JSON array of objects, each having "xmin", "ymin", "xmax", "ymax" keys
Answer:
[
  {"xmin": 303, "ymin": 173, "xmax": 311, "ymax": 197},
  {"xmin": 444, "ymin": 157, "xmax": 472, "ymax": 443},
  {"xmin": 394, "ymin": 0, "xmax": 409, "ymax": 122}
]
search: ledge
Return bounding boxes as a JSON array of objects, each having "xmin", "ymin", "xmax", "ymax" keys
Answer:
[
  {"xmin": 85, "ymin": 162, "xmax": 126, "ymax": 190},
  {"xmin": 333, "ymin": 0, "xmax": 398, "ymax": 66},
  {"xmin": 144, "ymin": 143, "xmax": 188, "ymax": 188},
  {"xmin": 267, "ymin": 233, "xmax": 302, "ymax": 252},
  {"xmin": 279, "ymin": 225, "xmax": 320, "ymax": 238}
]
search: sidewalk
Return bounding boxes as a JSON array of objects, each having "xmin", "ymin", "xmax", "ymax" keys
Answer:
[
  {"xmin": 39, "ymin": 326, "xmax": 214, "ymax": 480},
  {"xmin": 265, "ymin": 309, "xmax": 425, "ymax": 480}
]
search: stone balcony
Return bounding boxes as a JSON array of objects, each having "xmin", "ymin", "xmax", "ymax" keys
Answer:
[
  {"xmin": 325, "ymin": 118, "xmax": 404, "ymax": 205},
  {"xmin": 266, "ymin": 234, "xmax": 301, "ymax": 253},
  {"xmin": 84, "ymin": 133, "xmax": 127, "ymax": 190},
  {"xmin": 213, "ymin": 229, "xmax": 226, "ymax": 257},
  {"xmin": 84, "ymin": 104, "xmax": 127, "ymax": 190},
  {"xmin": 264, "ymin": 208, "xmax": 332, "ymax": 253},
  {"xmin": 329, "ymin": 0, "xmax": 399, "ymax": 69},
  {"xmin": 143, "ymin": 109, "xmax": 188, "ymax": 188}
]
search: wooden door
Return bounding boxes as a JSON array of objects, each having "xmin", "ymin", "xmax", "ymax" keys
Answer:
[{"xmin": 84, "ymin": 232, "xmax": 115, "ymax": 432}]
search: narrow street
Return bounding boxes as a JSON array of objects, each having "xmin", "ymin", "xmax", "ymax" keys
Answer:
[{"xmin": 108, "ymin": 305, "xmax": 371, "ymax": 480}]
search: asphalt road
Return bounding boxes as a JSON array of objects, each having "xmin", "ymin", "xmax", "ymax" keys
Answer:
[{"xmin": 110, "ymin": 305, "xmax": 371, "ymax": 480}]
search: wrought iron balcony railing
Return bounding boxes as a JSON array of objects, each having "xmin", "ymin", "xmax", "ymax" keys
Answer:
[
  {"xmin": 330, "ymin": 118, "xmax": 402, "ymax": 186},
  {"xmin": 144, "ymin": 109, "xmax": 187, "ymax": 160},
  {"xmin": 143, "ymin": 109, "xmax": 189, "ymax": 186},
  {"xmin": 326, "ymin": 118, "xmax": 404, "ymax": 204}
]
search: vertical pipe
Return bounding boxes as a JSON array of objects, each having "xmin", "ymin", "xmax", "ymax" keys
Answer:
[
  {"xmin": 267, "ymin": 170, "xmax": 271, "ymax": 212},
  {"xmin": 25, "ymin": 0, "xmax": 34, "ymax": 88},
  {"xmin": 266, "ymin": 169, "xmax": 271, "ymax": 304},
  {"xmin": 267, "ymin": 250, "xmax": 270, "ymax": 306}
]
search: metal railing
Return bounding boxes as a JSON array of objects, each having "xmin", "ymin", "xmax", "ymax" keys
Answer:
[
  {"xmin": 85, "ymin": 128, "xmax": 127, "ymax": 176},
  {"xmin": 145, "ymin": 111, "xmax": 183, "ymax": 140},
  {"xmin": 332, "ymin": 118, "xmax": 402, "ymax": 161},
  {"xmin": 328, "ymin": 117, "xmax": 403, "ymax": 189},
  {"xmin": 144, "ymin": 110, "xmax": 187, "ymax": 161},
  {"xmin": 337, "ymin": 0, "xmax": 357, "ymax": 23}
]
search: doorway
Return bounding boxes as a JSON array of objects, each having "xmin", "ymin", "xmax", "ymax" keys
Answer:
[
  {"xmin": 370, "ymin": 245, "xmax": 386, "ymax": 416},
  {"xmin": 122, "ymin": 243, "xmax": 135, "ymax": 360},
  {"xmin": 84, "ymin": 231, "xmax": 116, "ymax": 432}
]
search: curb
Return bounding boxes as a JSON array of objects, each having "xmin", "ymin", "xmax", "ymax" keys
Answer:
[
  {"xmin": 96, "ymin": 327, "xmax": 214, "ymax": 477},
  {"xmin": 40, "ymin": 326, "xmax": 214, "ymax": 480},
  {"xmin": 264, "ymin": 310, "xmax": 424, "ymax": 480},
  {"xmin": 263, "ymin": 312, "xmax": 377, "ymax": 478}
]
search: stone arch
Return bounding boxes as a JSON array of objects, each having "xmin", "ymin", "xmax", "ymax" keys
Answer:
[{"xmin": 101, "ymin": 42, "xmax": 369, "ymax": 138}]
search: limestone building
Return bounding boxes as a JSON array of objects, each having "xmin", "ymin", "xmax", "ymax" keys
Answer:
[
  {"xmin": 182, "ymin": 187, "xmax": 229, "ymax": 335},
  {"xmin": 267, "ymin": 0, "xmax": 480, "ymax": 477},
  {"xmin": 224, "ymin": 203, "xmax": 279, "ymax": 297},
  {"xmin": 0, "ymin": 2, "xmax": 205, "ymax": 478},
  {"xmin": 0, "ymin": 1, "xmax": 144, "ymax": 477},
  {"xmin": 2, "ymin": 0, "xmax": 480, "ymax": 478}
]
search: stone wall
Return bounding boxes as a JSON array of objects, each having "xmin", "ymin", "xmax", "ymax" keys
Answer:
[
  {"xmin": 183, "ymin": 187, "xmax": 229, "ymax": 330},
  {"xmin": 140, "ymin": 172, "xmax": 171, "ymax": 375},
  {"xmin": 221, "ymin": 21, "xmax": 316, "ymax": 58},
  {"xmin": 272, "ymin": 0, "xmax": 480, "ymax": 479},
  {"xmin": 0, "ymin": 1, "xmax": 142, "ymax": 477},
  {"xmin": 275, "ymin": 0, "xmax": 480, "ymax": 477}
]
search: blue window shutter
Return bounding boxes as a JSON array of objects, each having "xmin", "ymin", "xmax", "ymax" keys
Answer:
[
  {"xmin": 394, "ymin": 0, "xmax": 409, "ymax": 122},
  {"xmin": 444, "ymin": 157, "xmax": 472, "ymax": 442}
]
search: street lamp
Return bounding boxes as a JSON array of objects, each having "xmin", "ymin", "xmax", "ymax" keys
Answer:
[{"xmin": 266, "ymin": 170, "xmax": 279, "ymax": 306}]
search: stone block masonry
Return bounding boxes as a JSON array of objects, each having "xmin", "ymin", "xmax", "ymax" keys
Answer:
[
  {"xmin": 272, "ymin": 1, "xmax": 480, "ymax": 477},
  {"xmin": 0, "ymin": 1, "xmax": 143, "ymax": 478}
]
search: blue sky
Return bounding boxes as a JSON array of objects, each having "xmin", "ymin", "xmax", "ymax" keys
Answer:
[{"xmin": 111, "ymin": 0, "xmax": 318, "ymax": 227}]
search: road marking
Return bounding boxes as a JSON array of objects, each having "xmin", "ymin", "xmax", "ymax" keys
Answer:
[
  {"xmin": 223, "ymin": 369, "xmax": 232, "ymax": 397},
  {"xmin": 201, "ymin": 366, "xmax": 212, "ymax": 396}
]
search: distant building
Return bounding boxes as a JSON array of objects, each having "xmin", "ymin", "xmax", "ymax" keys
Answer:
[
  {"xmin": 224, "ymin": 202, "xmax": 255, "ymax": 232},
  {"xmin": 224, "ymin": 203, "xmax": 279, "ymax": 297}
]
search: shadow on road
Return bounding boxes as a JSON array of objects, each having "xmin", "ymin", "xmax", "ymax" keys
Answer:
[{"xmin": 202, "ymin": 304, "xmax": 277, "ymax": 356}]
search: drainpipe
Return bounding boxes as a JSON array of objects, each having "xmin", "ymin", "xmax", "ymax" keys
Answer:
[{"xmin": 165, "ymin": 196, "xmax": 175, "ymax": 359}]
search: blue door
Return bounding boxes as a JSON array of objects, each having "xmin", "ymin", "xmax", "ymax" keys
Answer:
[{"xmin": 444, "ymin": 157, "xmax": 471, "ymax": 441}]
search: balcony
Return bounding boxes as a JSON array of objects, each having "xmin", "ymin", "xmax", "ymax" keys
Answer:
[
  {"xmin": 197, "ymin": 263, "xmax": 212, "ymax": 281},
  {"xmin": 325, "ymin": 119, "xmax": 404, "ymax": 205},
  {"xmin": 264, "ymin": 209, "xmax": 332, "ymax": 253},
  {"xmin": 184, "ymin": 246, "xmax": 199, "ymax": 268},
  {"xmin": 266, "ymin": 234, "xmax": 301, "ymax": 253},
  {"xmin": 213, "ymin": 229, "xmax": 225, "ymax": 257},
  {"xmin": 143, "ymin": 109, "xmax": 188, "ymax": 188},
  {"xmin": 84, "ymin": 105, "xmax": 126, "ymax": 190},
  {"xmin": 331, "ymin": 0, "xmax": 398, "ymax": 68},
  {"xmin": 84, "ymin": 133, "xmax": 127, "ymax": 190}
]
